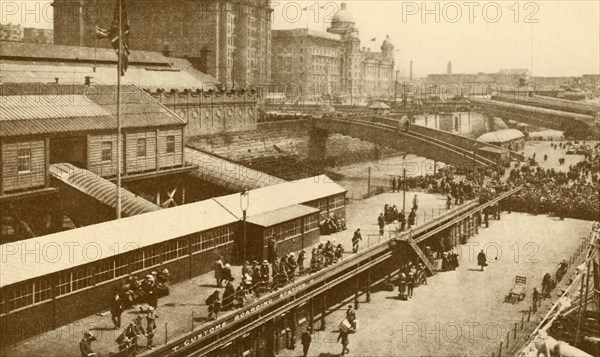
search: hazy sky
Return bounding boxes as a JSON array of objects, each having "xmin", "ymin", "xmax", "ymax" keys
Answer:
[{"xmin": 1, "ymin": 0, "xmax": 598, "ymax": 77}]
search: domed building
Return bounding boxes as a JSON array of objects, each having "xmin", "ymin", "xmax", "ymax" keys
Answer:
[{"xmin": 271, "ymin": 2, "xmax": 395, "ymax": 102}]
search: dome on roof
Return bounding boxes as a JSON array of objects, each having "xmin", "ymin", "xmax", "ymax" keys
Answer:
[
  {"xmin": 382, "ymin": 35, "xmax": 393, "ymax": 48},
  {"xmin": 332, "ymin": 2, "xmax": 355, "ymax": 23}
]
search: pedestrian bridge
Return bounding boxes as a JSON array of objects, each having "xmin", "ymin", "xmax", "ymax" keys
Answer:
[
  {"xmin": 312, "ymin": 116, "xmax": 502, "ymax": 168},
  {"xmin": 471, "ymin": 97, "xmax": 597, "ymax": 133}
]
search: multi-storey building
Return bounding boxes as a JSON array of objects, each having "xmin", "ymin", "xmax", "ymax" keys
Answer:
[
  {"xmin": 0, "ymin": 23, "xmax": 23, "ymax": 42},
  {"xmin": 271, "ymin": 2, "xmax": 395, "ymax": 101},
  {"xmin": 52, "ymin": 0, "xmax": 272, "ymax": 86}
]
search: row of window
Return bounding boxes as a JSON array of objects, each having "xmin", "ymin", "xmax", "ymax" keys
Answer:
[
  {"xmin": 264, "ymin": 219, "xmax": 303, "ymax": 242},
  {"xmin": 0, "ymin": 226, "xmax": 235, "ymax": 315},
  {"xmin": 101, "ymin": 136, "xmax": 176, "ymax": 163}
]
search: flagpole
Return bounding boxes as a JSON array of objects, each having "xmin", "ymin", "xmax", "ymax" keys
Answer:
[{"xmin": 116, "ymin": 0, "xmax": 122, "ymax": 219}]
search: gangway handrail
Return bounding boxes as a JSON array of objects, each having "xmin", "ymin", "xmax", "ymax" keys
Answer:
[{"xmin": 147, "ymin": 187, "xmax": 523, "ymax": 357}]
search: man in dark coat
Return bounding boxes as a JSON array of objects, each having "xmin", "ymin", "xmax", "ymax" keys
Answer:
[
  {"xmin": 477, "ymin": 250, "xmax": 487, "ymax": 271},
  {"xmin": 378, "ymin": 213, "xmax": 385, "ymax": 236},
  {"xmin": 301, "ymin": 330, "xmax": 312, "ymax": 357},
  {"xmin": 206, "ymin": 290, "xmax": 221, "ymax": 320},
  {"xmin": 222, "ymin": 278, "xmax": 235, "ymax": 310},
  {"xmin": 297, "ymin": 250, "xmax": 306, "ymax": 276},
  {"xmin": 338, "ymin": 329, "xmax": 350, "ymax": 356},
  {"xmin": 352, "ymin": 228, "xmax": 362, "ymax": 253},
  {"xmin": 110, "ymin": 292, "xmax": 124, "ymax": 329}
]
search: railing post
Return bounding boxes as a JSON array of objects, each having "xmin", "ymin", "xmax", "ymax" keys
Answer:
[
  {"xmin": 513, "ymin": 323, "xmax": 517, "ymax": 339},
  {"xmin": 191, "ymin": 311, "xmax": 194, "ymax": 331},
  {"xmin": 366, "ymin": 270, "xmax": 371, "ymax": 303},
  {"xmin": 506, "ymin": 331, "xmax": 510, "ymax": 349},
  {"xmin": 165, "ymin": 323, "xmax": 168, "ymax": 344},
  {"xmin": 498, "ymin": 342, "xmax": 502, "ymax": 357}
]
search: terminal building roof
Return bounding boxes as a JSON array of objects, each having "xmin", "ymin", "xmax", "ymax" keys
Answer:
[
  {"xmin": 0, "ymin": 42, "xmax": 218, "ymax": 91},
  {"xmin": 0, "ymin": 83, "xmax": 186, "ymax": 137},
  {"xmin": 0, "ymin": 175, "xmax": 346, "ymax": 288}
]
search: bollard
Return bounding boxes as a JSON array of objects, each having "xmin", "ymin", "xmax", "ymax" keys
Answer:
[
  {"xmin": 514, "ymin": 323, "xmax": 517, "ymax": 339},
  {"xmin": 165, "ymin": 323, "xmax": 168, "ymax": 344}
]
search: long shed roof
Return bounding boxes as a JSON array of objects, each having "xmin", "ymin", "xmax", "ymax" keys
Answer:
[
  {"xmin": 0, "ymin": 83, "xmax": 185, "ymax": 137},
  {"xmin": 0, "ymin": 175, "xmax": 346, "ymax": 288}
]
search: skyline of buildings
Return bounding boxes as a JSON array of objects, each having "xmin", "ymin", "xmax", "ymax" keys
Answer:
[{"xmin": 271, "ymin": 3, "xmax": 395, "ymax": 100}]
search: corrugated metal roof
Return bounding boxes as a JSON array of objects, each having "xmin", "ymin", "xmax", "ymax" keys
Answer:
[
  {"xmin": 185, "ymin": 148, "xmax": 285, "ymax": 191},
  {"xmin": 1, "ymin": 95, "xmax": 110, "ymax": 120},
  {"xmin": 213, "ymin": 175, "xmax": 347, "ymax": 219},
  {"xmin": 0, "ymin": 62, "xmax": 217, "ymax": 91},
  {"xmin": 477, "ymin": 129, "xmax": 525, "ymax": 143},
  {"xmin": 0, "ymin": 41, "xmax": 173, "ymax": 65},
  {"xmin": 50, "ymin": 163, "xmax": 160, "ymax": 217},
  {"xmin": 0, "ymin": 194, "xmax": 239, "ymax": 288},
  {"xmin": 0, "ymin": 84, "xmax": 185, "ymax": 137},
  {"xmin": 247, "ymin": 205, "xmax": 320, "ymax": 227}
]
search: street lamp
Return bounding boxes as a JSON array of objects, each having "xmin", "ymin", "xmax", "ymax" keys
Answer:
[{"xmin": 240, "ymin": 188, "xmax": 250, "ymax": 262}]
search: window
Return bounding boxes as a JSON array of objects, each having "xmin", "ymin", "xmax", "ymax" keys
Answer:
[
  {"xmin": 34, "ymin": 279, "xmax": 53, "ymax": 304},
  {"xmin": 136, "ymin": 138, "xmax": 147, "ymax": 157},
  {"xmin": 17, "ymin": 149, "xmax": 31, "ymax": 173},
  {"xmin": 101, "ymin": 142, "xmax": 112, "ymax": 162},
  {"xmin": 166, "ymin": 136, "xmax": 176, "ymax": 154}
]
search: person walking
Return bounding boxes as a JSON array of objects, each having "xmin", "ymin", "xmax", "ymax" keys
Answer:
[
  {"xmin": 297, "ymin": 250, "xmax": 306, "ymax": 276},
  {"xmin": 145, "ymin": 307, "xmax": 158, "ymax": 348},
  {"xmin": 301, "ymin": 330, "xmax": 312, "ymax": 357},
  {"xmin": 412, "ymin": 194, "xmax": 419, "ymax": 211},
  {"xmin": 407, "ymin": 272, "xmax": 415, "ymax": 298},
  {"xmin": 110, "ymin": 292, "xmax": 124, "ymax": 329},
  {"xmin": 532, "ymin": 287, "xmax": 539, "ymax": 313},
  {"xmin": 346, "ymin": 305, "xmax": 357, "ymax": 329},
  {"xmin": 338, "ymin": 329, "xmax": 350, "ymax": 356},
  {"xmin": 352, "ymin": 228, "xmax": 362, "ymax": 253},
  {"xmin": 477, "ymin": 249, "xmax": 487, "ymax": 271},
  {"xmin": 377, "ymin": 213, "xmax": 385, "ymax": 236},
  {"xmin": 214, "ymin": 257, "xmax": 224, "ymax": 287}
]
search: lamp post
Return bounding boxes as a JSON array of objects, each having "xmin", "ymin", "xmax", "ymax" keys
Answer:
[
  {"xmin": 240, "ymin": 188, "xmax": 250, "ymax": 262},
  {"xmin": 402, "ymin": 154, "xmax": 407, "ymax": 214}
]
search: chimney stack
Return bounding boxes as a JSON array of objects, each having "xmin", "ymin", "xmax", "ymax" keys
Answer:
[
  {"xmin": 85, "ymin": 76, "xmax": 92, "ymax": 86},
  {"xmin": 55, "ymin": 77, "xmax": 59, "ymax": 84}
]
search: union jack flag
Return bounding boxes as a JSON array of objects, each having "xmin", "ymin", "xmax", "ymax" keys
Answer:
[{"xmin": 96, "ymin": 1, "xmax": 130, "ymax": 76}]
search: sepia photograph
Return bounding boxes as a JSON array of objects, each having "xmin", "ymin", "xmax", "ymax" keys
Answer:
[{"xmin": 0, "ymin": 1, "xmax": 599, "ymax": 356}]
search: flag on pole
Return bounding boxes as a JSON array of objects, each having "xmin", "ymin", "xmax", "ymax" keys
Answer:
[{"xmin": 96, "ymin": 1, "xmax": 130, "ymax": 76}]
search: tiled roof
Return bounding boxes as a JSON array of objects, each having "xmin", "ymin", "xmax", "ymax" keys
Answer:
[{"xmin": 0, "ymin": 83, "xmax": 186, "ymax": 137}]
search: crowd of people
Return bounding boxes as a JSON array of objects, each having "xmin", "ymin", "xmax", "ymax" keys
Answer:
[
  {"xmin": 320, "ymin": 213, "xmax": 347, "ymax": 235},
  {"xmin": 504, "ymin": 151, "xmax": 600, "ymax": 220},
  {"xmin": 208, "ymin": 242, "xmax": 346, "ymax": 320}
]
